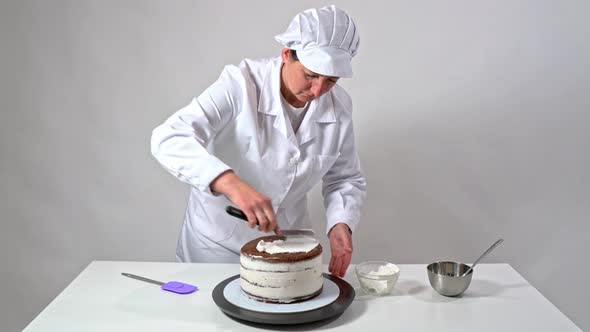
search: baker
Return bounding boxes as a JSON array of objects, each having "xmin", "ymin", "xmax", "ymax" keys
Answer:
[{"xmin": 151, "ymin": 5, "xmax": 366, "ymax": 277}]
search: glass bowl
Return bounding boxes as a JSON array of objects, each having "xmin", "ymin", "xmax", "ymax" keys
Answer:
[{"xmin": 355, "ymin": 261, "xmax": 400, "ymax": 296}]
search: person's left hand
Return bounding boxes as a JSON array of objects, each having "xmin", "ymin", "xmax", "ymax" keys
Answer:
[{"xmin": 328, "ymin": 223, "xmax": 353, "ymax": 278}]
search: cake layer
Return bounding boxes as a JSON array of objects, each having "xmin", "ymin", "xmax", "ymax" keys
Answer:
[
  {"xmin": 240, "ymin": 253, "xmax": 320, "ymax": 272},
  {"xmin": 240, "ymin": 273, "xmax": 323, "ymax": 303},
  {"xmin": 240, "ymin": 268, "xmax": 322, "ymax": 288},
  {"xmin": 242, "ymin": 285, "xmax": 323, "ymax": 304}
]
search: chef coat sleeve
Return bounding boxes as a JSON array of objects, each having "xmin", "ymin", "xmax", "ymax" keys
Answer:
[
  {"xmin": 322, "ymin": 98, "xmax": 367, "ymax": 235},
  {"xmin": 150, "ymin": 65, "xmax": 244, "ymax": 195}
]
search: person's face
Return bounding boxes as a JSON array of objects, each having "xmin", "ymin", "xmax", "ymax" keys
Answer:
[{"xmin": 280, "ymin": 48, "xmax": 339, "ymax": 106}]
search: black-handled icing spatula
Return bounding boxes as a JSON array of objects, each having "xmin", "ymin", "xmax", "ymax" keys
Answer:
[{"xmin": 225, "ymin": 206, "xmax": 315, "ymax": 237}]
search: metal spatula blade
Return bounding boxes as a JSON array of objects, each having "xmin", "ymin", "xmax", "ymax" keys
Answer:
[
  {"xmin": 225, "ymin": 206, "xmax": 315, "ymax": 237},
  {"xmin": 278, "ymin": 229, "xmax": 315, "ymax": 236}
]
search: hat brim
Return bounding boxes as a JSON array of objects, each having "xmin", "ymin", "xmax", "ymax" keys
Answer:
[{"xmin": 296, "ymin": 47, "xmax": 353, "ymax": 78}]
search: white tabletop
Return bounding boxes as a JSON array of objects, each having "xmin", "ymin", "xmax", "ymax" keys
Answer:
[{"xmin": 24, "ymin": 261, "xmax": 580, "ymax": 331}]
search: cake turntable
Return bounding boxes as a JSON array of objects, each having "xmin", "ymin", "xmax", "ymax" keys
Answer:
[{"xmin": 212, "ymin": 273, "xmax": 355, "ymax": 325}]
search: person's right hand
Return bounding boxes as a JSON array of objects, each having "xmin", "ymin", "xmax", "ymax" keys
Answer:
[{"xmin": 210, "ymin": 170, "xmax": 280, "ymax": 234}]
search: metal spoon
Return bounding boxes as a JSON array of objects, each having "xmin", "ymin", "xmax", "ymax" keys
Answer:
[{"xmin": 462, "ymin": 238, "xmax": 504, "ymax": 276}]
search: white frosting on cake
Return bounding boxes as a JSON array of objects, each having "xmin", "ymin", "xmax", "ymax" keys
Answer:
[
  {"xmin": 255, "ymin": 235, "xmax": 319, "ymax": 254},
  {"xmin": 240, "ymin": 255, "xmax": 322, "ymax": 303}
]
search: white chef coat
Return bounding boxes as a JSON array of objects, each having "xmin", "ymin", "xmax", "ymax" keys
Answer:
[{"xmin": 151, "ymin": 56, "xmax": 366, "ymax": 262}]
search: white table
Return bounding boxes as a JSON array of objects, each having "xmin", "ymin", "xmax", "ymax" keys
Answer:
[{"xmin": 24, "ymin": 261, "xmax": 580, "ymax": 331}]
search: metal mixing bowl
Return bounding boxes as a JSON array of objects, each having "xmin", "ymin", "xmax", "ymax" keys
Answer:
[{"xmin": 427, "ymin": 261, "xmax": 473, "ymax": 297}]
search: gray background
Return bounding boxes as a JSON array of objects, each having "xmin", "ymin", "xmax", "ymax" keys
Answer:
[{"xmin": 1, "ymin": 0, "xmax": 588, "ymax": 331}]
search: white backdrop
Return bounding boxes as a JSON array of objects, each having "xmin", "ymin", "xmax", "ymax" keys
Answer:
[{"xmin": 1, "ymin": 0, "xmax": 589, "ymax": 331}]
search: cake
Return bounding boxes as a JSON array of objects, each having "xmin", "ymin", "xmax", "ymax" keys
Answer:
[{"xmin": 239, "ymin": 234, "xmax": 323, "ymax": 303}]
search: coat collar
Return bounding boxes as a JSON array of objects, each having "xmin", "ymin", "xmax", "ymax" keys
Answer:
[{"xmin": 257, "ymin": 57, "xmax": 336, "ymax": 144}]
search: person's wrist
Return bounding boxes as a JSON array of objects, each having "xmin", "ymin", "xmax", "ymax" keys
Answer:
[
  {"xmin": 210, "ymin": 170, "xmax": 237, "ymax": 195},
  {"xmin": 329, "ymin": 223, "xmax": 352, "ymax": 236}
]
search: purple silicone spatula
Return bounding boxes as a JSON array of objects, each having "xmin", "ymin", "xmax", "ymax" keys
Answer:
[{"xmin": 121, "ymin": 273, "xmax": 198, "ymax": 294}]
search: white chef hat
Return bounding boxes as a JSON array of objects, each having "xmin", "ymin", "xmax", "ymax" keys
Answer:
[{"xmin": 275, "ymin": 5, "xmax": 360, "ymax": 78}]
